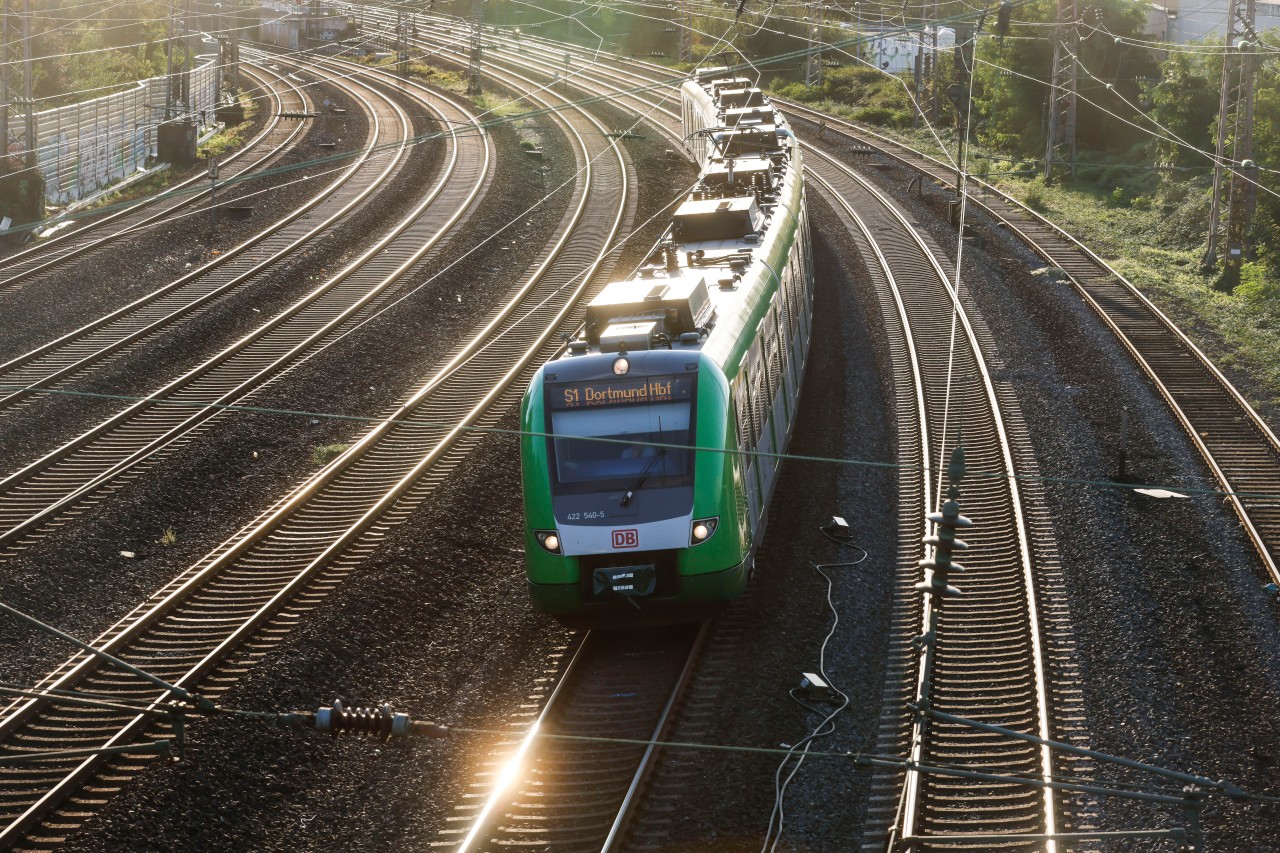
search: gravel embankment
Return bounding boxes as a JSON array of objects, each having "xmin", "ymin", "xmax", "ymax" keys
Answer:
[
  {"xmin": 809, "ymin": 127, "xmax": 1280, "ymax": 850},
  {"xmin": 8, "ymin": 81, "xmax": 1279, "ymax": 852},
  {"xmin": 24, "ymin": 90, "xmax": 698, "ymax": 851}
]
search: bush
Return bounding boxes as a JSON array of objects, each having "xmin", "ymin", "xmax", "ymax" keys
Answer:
[
  {"xmin": 1234, "ymin": 262, "xmax": 1279, "ymax": 302},
  {"xmin": 1155, "ymin": 180, "xmax": 1214, "ymax": 246},
  {"xmin": 1024, "ymin": 180, "xmax": 1049, "ymax": 212},
  {"xmin": 852, "ymin": 106, "xmax": 895, "ymax": 125}
]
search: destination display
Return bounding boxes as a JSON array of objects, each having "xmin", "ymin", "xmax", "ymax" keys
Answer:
[{"xmin": 549, "ymin": 375, "xmax": 694, "ymax": 410}]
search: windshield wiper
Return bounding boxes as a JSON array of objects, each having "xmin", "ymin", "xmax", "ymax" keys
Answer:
[{"xmin": 620, "ymin": 447, "xmax": 666, "ymax": 507}]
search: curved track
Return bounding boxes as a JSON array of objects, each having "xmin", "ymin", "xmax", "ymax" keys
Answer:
[
  {"xmin": 0, "ymin": 54, "xmax": 488, "ymax": 554},
  {"xmin": 412, "ymin": 27, "xmax": 1072, "ymax": 848},
  {"xmin": 0, "ymin": 64, "xmax": 307, "ymax": 297},
  {"xmin": 0, "ymin": 54, "xmax": 400, "ymax": 423},
  {"xmin": 424, "ymin": 31, "xmax": 1280, "ymax": 847},
  {"xmin": 0, "ymin": 50, "xmax": 632, "ymax": 849},
  {"xmin": 780, "ymin": 101, "xmax": 1280, "ymax": 594},
  {"xmin": 801, "ymin": 143, "xmax": 1055, "ymax": 849}
]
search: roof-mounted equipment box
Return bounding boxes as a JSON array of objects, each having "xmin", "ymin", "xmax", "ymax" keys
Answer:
[{"xmin": 673, "ymin": 196, "xmax": 762, "ymax": 243}]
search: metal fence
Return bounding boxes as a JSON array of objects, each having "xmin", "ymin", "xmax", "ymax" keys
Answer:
[{"xmin": 20, "ymin": 53, "xmax": 221, "ymax": 206}]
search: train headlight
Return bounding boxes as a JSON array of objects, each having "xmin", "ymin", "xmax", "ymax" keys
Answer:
[
  {"xmin": 690, "ymin": 517, "xmax": 719, "ymax": 546},
  {"xmin": 613, "ymin": 356, "xmax": 630, "ymax": 375},
  {"xmin": 535, "ymin": 530, "xmax": 562, "ymax": 554}
]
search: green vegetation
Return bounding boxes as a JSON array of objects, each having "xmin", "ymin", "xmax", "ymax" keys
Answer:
[
  {"xmin": 158, "ymin": 526, "xmax": 177, "ymax": 546},
  {"xmin": 357, "ymin": 54, "xmax": 466, "ymax": 92},
  {"xmin": 990, "ymin": 175, "xmax": 1280, "ymax": 413},
  {"xmin": 18, "ymin": 0, "xmax": 1278, "ymax": 411},
  {"xmin": 311, "ymin": 443, "xmax": 351, "ymax": 466},
  {"xmin": 15, "ymin": 0, "xmax": 172, "ymax": 106},
  {"xmin": 757, "ymin": 0, "xmax": 1280, "ymax": 415},
  {"xmin": 199, "ymin": 94, "xmax": 257, "ymax": 158}
]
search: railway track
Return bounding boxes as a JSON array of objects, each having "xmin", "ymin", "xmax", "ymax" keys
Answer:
[
  {"xmin": 0, "ymin": 55, "xmax": 490, "ymax": 553},
  {"xmin": 447, "ymin": 625, "xmax": 706, "ymax": 852},
  {"xmin": 0, "ymin": 55, "xmax": 401, "ymax": 426},
  {"xmin": 413, "ymin": 27, "xmax": 1080, "ymax": 848},
  {"xmin": 0, "ymin": 49, "xmax": 633, "ymax": 848},
  {"xmin": 779, "ymin": 101, "xmax": 1280, "ymax": 594},
  {"xmin": 799, "ymin": 144, "xmax": 1057, "ymax": 848},
  {"xmin": 431, "ymin": 32, "xmax": 1280, "ymax": 846},
  {"xmin": 0, "ymin": 64, "xmax": 308, "ymax": 299}
]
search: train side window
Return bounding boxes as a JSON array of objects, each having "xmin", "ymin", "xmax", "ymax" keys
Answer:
[
  {"xmin": 765, "ymin": 306, "xmax": 782, "ymax": 397},
  {"xmin": 801, "ymin": 215, "xmax": 815, "ymax": 295},
  {"xmin": 752, "ymin": 329, "xmax": 771, "ymax": 407},
  {"xmin": 774, "ymin": 298, "xmax": 789, "ymax": 381},
  {"xmin": 736, "ymin": 376, "xmax": 754, "ymax": 451},
  {"xmin": 753, "ymin": 368, "xmax": 769, "ymax": 445},
  {"xmin": 786, "ymin": 254, "xmax": 800, "ymax": 325},
  {"xmin": 748, "ymin": 338, "xmax": 769, "ymax": 446}
]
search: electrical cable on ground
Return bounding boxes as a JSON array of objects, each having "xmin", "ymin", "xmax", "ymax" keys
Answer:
[{"xmin": 760, "ymin": 525, "xmax": 868, "ymax": 852}]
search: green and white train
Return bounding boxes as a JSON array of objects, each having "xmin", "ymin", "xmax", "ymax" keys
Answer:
[{"xmin": 519, "ymin": 70, "xmax": 814, "ymax": 625}]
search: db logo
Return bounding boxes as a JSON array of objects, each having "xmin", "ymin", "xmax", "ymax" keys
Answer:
[{"xmin": 611, "ymin": 529, "xmax": 639, "ymax": 549}]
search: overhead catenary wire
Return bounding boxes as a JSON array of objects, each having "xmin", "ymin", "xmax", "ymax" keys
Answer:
[
  {"xmin": 18, "ymin": 1, "xmax": 1276, "ymax": 215},
  {"xmin": 2, "ymin": 383, "xmax": 1272, "ymax": 504},
  {"xmin": 5, "ymin": 19, "xmax": 1274, "ymax": 507},
  {"xmin": 0, "ymin": 0, "xmax": 1274, "ymax": 819},
  {"xmin": 4, "ymin": 669, "xmax": 1277, "ymax": 809},
  {"xmin": 5, "ymin": 17, "xmax": 1278, "ymax": 506}
]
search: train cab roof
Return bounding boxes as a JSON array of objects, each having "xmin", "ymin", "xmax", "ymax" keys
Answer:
[
  {"xmin": 570, "ymin": 192, "xmax": 772, "ymax": 358},
  {"xmin": 556, "ymin": 73, "xmax": 802, "ymax": 368},
  {"xmin": 583, "ymin": 271, "xmax": 714, "ymax": 353}
]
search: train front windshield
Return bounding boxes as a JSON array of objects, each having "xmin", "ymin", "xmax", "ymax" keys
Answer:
[{"xmin": 545, "ymin": 374, "xmax": 696, "ymax": 496}]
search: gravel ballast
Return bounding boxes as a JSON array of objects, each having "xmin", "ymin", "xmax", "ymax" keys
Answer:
[{"xmin": 5, "ymin": 80, "xmax": 1280, "ymax": 853}]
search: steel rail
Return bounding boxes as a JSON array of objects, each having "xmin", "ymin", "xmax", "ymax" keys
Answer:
[
  {"xmin": 422, "ymin": 28, "xmax": 1080, "ymax": 849},
  {"xmin": 450, "ymin": 624, "xmax": 709, "ymax": 852},
  {"xmin": 600, "ymin": 621, "xmax": 711, "ymax": 851},
  {"xmin": 411, "ymin": 25, "xmax": 1059, "ymax": 847},
  {"xmin": 0, "ymin": 61, "xmax": 452, "ymax": 548},
  {"xmin": 778, "ymin": 100, "xmax": 1280, "ymax": 591},
  {"xmin": 0, "ymin": 57, "xmax": 630, "ymax": 847},
  {"xmin": 0, "ymin": 55, "xmax": 395, "ymax": 419},
  {"xmin": 0, "ymin": 64, "xmax": 306, "ymax": 295},
  {"xmin": 800, "ymin": 143, "xmax": 1055, "ymax": 849},
  {"xmin": 406, "ymin": 21, "xmax": 691, "ymax": 149}
]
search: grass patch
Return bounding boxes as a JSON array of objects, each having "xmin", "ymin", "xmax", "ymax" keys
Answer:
[
  {"xmin": 200, "ymin": 94, "xmax": 258, "ymax": 159},
  {"xmin": 357, "ymin": 55, "xmax": 466, "ymax": 92},
  {"xmin": 810, "ymin": 114, "xmax": 1280, "ymax": 419},
  {"xmin": 80, "ymin": 169, "xmax": 175, "ymax": 214},
  {"xmin": 158, "ymin": 527, "xmax": 177, "ymax": 546},
  {"xmin": 311, "ymin": 443, "xmax": 351, "ymax": 466},
  {"xmin": 987, "ymin": 173, "xmax": 1280, "ymax": 417}
]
